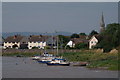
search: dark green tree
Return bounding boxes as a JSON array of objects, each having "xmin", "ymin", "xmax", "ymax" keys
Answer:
[
  {"xmin": 89, "ymin": 30, "xmax": 98, "ymax": 36},
  {"xmin": 71, "ymin": 33, "xmax": 79, "ymax": 38},
  {"xmin": 79, "ymin": 33, "xmax": 86, "ymax": 36},
  {"xmin": 75, "ymin": 43, "xmax": 88, "ymax": 49},
  {"xmin": 58, "ymin": 35, "xmax": 70, "ymax": 48},
  {"xmin": 97, "ymin": 23, "xmax": 120, "ymax": 52}
]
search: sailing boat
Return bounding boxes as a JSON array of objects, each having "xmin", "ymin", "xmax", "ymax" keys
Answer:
[
  {"xmin": 46, "ymin": 31, "xmax": 70, "ymax": 66},
  {"xmin": 37, "ymin": 33, "xmax": 56, "ymax": 63}
]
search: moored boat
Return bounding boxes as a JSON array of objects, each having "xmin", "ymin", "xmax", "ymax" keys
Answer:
[
  {"xmin": 37, "ymin": 53, "xmax": 56, "ymax": 63},
  {"xmin": 31, "ymin": 55, "xmax": 41, "ymax": 60},
  {"xmin": 46, "ymin": 58, "xmax": 70, "ymax": 66}
]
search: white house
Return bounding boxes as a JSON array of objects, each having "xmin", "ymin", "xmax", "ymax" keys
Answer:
[
  {"xmin": 3, "ymin": 35, "xmax": 57, "ymax": 49},
  {"xmin": 3, "ymin": 35, "xmax": 23, "ymax": 49},
  {"xmin": 66, "ymin": 40, "xmax": 75, "ymax": 48},
  {"xmin": 89, "ymin": 36, "xmax": 98, "ymax": 49},
  {"xmin": 28, "ymin": 35, "xmax": 47, "ymax": 49},
  {"xmin": 66, "ymin": 37, "xmax": 88, "ymax": 48}
]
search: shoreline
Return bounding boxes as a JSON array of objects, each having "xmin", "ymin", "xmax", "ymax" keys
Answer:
[{"xmin": 1, "ymin": 56, "xmax": 119, "ymax": 71}]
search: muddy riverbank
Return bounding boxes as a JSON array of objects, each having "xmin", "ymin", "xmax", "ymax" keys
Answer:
[{"xmin": 2, "ymin": 57, "xmax": 118, "ymax": 78}]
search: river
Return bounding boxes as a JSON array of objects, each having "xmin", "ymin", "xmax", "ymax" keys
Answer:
[{"xmin": 2, "ymin": 57, "xmax": 118, "ymax": 78}]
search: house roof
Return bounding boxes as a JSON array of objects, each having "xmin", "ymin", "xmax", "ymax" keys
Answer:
[
  {"xmin": 4, "ymin": 35, "xmax": 24, "ymax": 42},
  {"xmin": 28, "ymin": 35, "xmax": 46, "ymax": 42},
  {"xmin": 20, "ymin": 36, "xmax": 29, "ymax": 43},
  {"xmin": 4, "ymin": 35, "xmax": 58, "ymax": 43},
  {"xmin": 89, "ymin": 34, "xmax": 102, "ymax": 42},
  {"xmin": 71, "ymin": 38, "xmax": 88, "ymax": 44},
  {"xmin": 28, "ymin": 35, "xmax": 57, "ymax": 43}
]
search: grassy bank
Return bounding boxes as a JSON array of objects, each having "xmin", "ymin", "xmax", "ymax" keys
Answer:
[
  {"xmin": 59, "ymin": 51, "xmax": 119, "ymax": 70},
  {"xmin": 2, "ymin": 50, "xmax": 119, "ymax": 70},
  {"xmin": 2, "ymin": 52, "xmax": 41, "ymax": 57}
]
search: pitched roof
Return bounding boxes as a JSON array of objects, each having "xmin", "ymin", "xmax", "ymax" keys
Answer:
[
  {"xmin": 4, "ymin": 35, "xmax": 24, "ymax": 42},
  {"xmin": 71, "ymin": 38, "xmax": 88, "ymax": 44},
  {"xmin": 28, "ymin": 35, "xmax": 46, "ymax": 42},
  {"xmin": 89, "ymin": 34, "xmax": 102, "ymax": 42}
]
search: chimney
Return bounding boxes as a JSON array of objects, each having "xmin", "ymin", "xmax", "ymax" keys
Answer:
[{"xmin": 13, "ymin": 35, "xmax": 17, "ymax": 39}]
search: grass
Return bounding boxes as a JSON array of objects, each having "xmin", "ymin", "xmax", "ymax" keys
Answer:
[
  {"xmin": 2, "ymin": 52, "xmax": 41, "ymax": 57},
  {"xmin": 2, "ymin": 50, "xmax": 119, "ymax": 70},
  {"xmin": 59, "ymin": 51, "xmax": 119, "ymax": 70}
]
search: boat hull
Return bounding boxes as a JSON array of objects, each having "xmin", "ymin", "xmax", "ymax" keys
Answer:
[
  {"xmin": 37, "ymin": 60, "xmax": 51, "ymax": 63},
  {"xmin": 46, "ymin": 63, "xmax": 70, "ymax": 66}
]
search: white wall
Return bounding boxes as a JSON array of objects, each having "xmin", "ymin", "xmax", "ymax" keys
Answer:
[
  {"xmin": 89, "ymin": 36, "xmax": 98, "ymax": 49},
  {"xmin": 28, "ymin": 42, "xmax": 46, "ymax": 49},
  {"xmin": 3, "ymin": 42, "xmax": 20, "ymax": 49},
  {"xmin": 66, "ymin": 40, "xmax": 75, "ymax": 48}
]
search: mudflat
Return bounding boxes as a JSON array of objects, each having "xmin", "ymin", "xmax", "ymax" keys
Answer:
[{"xmin": 2, "ymin": 57, "xmax": 118, "ymax": 78}]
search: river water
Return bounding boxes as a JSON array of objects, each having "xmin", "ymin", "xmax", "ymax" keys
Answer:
[{"xmin": 2, "ymin": 57, "xmax": 118, "ymax": 78}]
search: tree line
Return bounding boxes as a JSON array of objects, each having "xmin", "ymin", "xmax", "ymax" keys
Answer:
[{"xmin": 58, "ymin": 23, "xmax": 120, "ymax": 52}]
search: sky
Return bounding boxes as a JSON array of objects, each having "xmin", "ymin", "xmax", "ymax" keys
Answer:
[{"xmin": 2, "ymin": 2, "xmax": 118, "ymax": 34}]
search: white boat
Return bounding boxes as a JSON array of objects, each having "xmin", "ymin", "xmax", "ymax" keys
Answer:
[
  {"xmin": 46, "ymin": 58, "xmax": 70, "ymax": 66},
  {"xmin": 31, "ymin": 55, "xmax": 41, "ymax": 60},
  {"xmin": 37, "ymin": 53, "xmax": 56, "ymax": 63}
]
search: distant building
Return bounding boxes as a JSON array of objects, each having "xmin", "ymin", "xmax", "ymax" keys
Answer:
[
  {"xmin": 66, "ymin": 40, "xmax": 75, "ymax": 48},
  {"xmin": 3, "ymin": 35, "xmax": 23, "ymax": 49},
  {"xmin": 89, "ymin": 12, "xmax": 105, "ymax": 49},
  {"xmin": 28, "ymin": 35, "xmax": 46, "ymax": 49},
  {"xmin": 66, "ymin": 35, "xmax": 88, "ymax": 48},
  {"xmin": 100, "ymin": 12, "xmax": 105, "ymax": 33},
  {"xmin": 89, "ymin": 35, "xmax": 102, "ymax": 49},
  {"xmin": 3, "ymin": 35, "xmax": 57, "ymax": 49},
  {"xmin": 0, "ymin": 37, "xmax": 4, "ymax": 49}
]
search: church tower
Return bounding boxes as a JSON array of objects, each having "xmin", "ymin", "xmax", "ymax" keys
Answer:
[{"xmin": 100, "ymin": 12, "xmax": 105, "ymax": 33}]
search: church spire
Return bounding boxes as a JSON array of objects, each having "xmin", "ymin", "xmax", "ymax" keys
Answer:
[{"xmin": 100, "ymin": 12, "xmax": 105, "ymax": 33}]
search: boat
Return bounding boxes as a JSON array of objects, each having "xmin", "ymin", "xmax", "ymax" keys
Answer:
[
  {"xmin": 73, "ymin": 62, "xmax": 89, "ymax": 66},
  {"xmin": 31, "ymin": 55, "xmax": 41, "ymax": 60},
  {"xmin": 46, "ymin": 58, "xmax": 70, "ymax": 66},
  {"xmin": 37, "ymin": 53, "xmax": 56, "ymax": 63},
  {"xmin": 37, "ymin": 58, "xmax": 52, "ymax": 63}
]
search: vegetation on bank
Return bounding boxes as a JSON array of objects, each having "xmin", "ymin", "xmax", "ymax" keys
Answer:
[
  {"xmin": 59, "ymin": 51, "xmax": 119, "ymax": 70},
  {"xmin": 2, "ymin": 52, "xmax": 41, "ymax": 57},
  {"xmin": 2, "ymin": 50, "xmax": 119, "ymax": 70}
]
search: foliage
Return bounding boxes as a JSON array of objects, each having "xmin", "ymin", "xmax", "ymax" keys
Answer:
[
  {"xmin": 79, "ymin": 33, "xmax": 86, "ymax": 36},
  {"xmin": 65, "ymin": 45, "xmax": 74, "ymax": 49},
  {"xmin": 2, "ymin": 52, "xmax": 41, "ymax": 57},
  {"xmin": 70, "ymin": 33, "xmax": 79, "ymax": 38},
  {"xmin": 32, "ymin": 47, "xmax": 38, "ymax": 49},
  {"xmin": 59, "ymin": 51, "xmax": 119, "ymax": 70},
  {"xmin": 58, "ymin": 35, "xmax": 70, "ymax": 48},
  {"xmin": 75, "ymin": 43, "xmax": 88, "ymax": 49},
  {"xmin": 89, "ymin": 30, "xmax": 98, "ymax": 36},
  {"xmin": 97, "ymin": 23, "xmax": 120, "ymax": 52}
]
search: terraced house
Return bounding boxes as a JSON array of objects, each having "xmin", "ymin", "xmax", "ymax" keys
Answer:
[{"xmin": 3, "ymin": 35, "xmax": 57, "ymax": 49}]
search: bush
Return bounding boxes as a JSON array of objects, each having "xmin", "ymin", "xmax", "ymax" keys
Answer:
[
  {"xmin": 32, "ymin": 47, "xmax": 38, "ymax": 49},
  {"xmin": 75, "ymin": 43, "xmax": 88, "ymax": 49}
]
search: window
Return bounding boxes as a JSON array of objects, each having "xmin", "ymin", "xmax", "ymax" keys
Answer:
[
  {"xmin": 13, "ymin": 42, "xmax": 15, "ymax": 43},
  {"xmin": 91, "ymin": 41, "xmax": 93, "ymax": 44}
]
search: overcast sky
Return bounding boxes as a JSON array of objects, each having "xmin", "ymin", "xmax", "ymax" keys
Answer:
[{"xmin": 2, "ymin": 2, "xmax": 118, "ymax": 34}]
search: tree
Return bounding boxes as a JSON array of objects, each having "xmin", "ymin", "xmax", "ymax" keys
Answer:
[
  {"xmin": 79, "ymin": 33, "xmax": 86, "ymax": 36},
  {"xmin": 89, "ymin": 30, "xmax": 98, "ymax": 36},
  {"xmin": 58, "ymin": 35, "xmax": 70, "ymax": 48},
  {"xmin": 75, "ymin": 43, "xmax": 88, "ymax": 49},
  {"xmin": 97, "ymin": 23, "xmax": 120, "ymax": 52},
  {"xmin": 71, "ymin": 33, "xmax": 79, "ymax": 38}
]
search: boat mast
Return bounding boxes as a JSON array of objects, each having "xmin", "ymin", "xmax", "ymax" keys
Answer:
[
  {"xmin": 44, "ymin": 32, "xmax": 47, "ymax": 53},
  {"xmin": 56, "ymin": 31, "xmax": 59, "ymax": 55}
]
